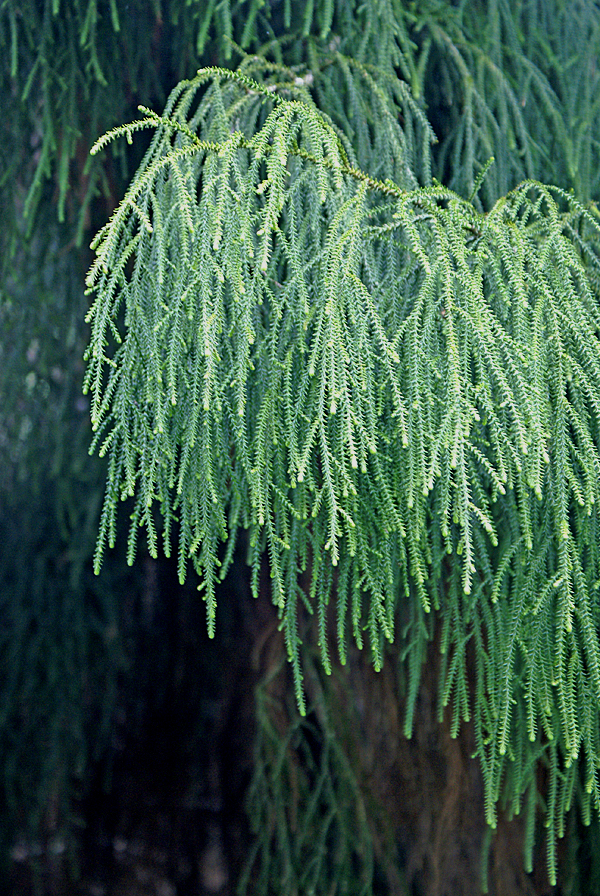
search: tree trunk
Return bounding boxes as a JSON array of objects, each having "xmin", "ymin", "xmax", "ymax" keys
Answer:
[{"xmin": 244, "ymin": 569, "xmax": 558, "ymax": 896}]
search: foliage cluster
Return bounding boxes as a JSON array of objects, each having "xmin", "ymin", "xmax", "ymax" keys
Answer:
[
  {"xmin": 3, "ymin": 0, "xmax": 600, "ymax": 892},
  {"xmin": 84, "ymin": 4, "xmax": 600, "ymax": 888}
]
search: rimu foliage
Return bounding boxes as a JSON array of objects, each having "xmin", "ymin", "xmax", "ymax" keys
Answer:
[
  {"xmin": 3, "ymin": 0, "xmax": 600, "ymax": 890},
  {"xmin": 84, "ymin": 14, "xmax": 600, "ymax": 885}
]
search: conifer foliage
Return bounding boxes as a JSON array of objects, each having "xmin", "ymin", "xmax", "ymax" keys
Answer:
[
  {"xmin": 84, "ymin": 6, "xmax": 600, "ymax": 883},
  {"xmin": 3, "ymin": 0, "xmax": 600, "ymax": 889}
]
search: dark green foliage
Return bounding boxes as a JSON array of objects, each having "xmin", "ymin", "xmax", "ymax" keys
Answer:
[
  {"xmin": 0, "ymin": 0, "xmax": 417, "ymax": 243},
  {"xmin": 4, "ymin": 0, "xmax": 599, "ymax": 244},
  {"xmin": 563, "ymin": 813, "xmax": 600, "ymax": 896},
  {"xmin": 240, "ymin": 654, "xmax": 394, "ymax": 896},
  {"xmin": 0, "ymin": 217, "xmax": 127, "ymax": 854},
  {"xmin": 420, "ymin": 0, "xmax": 600, "ymax": 205},
  {"xmin": 0, "ymin": 498, "xmax": 126, "ymax": 841}
]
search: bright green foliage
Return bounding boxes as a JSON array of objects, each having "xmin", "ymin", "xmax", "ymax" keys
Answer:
[
  {"xmin": 85, "ymin": 33, "xmax": 600, "ymax": 880},
  {"xmin": 4, "ymin": 0, "xmax": 600, "ymax": 887},
  {"xmin": 84, "ymin": 58, "xmax": 434, "ymax": 699}
]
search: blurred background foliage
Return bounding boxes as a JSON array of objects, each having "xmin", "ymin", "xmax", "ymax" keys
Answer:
[{"xmin": 1, "ymin": 1, "xmax": 600, "ymax": 894}]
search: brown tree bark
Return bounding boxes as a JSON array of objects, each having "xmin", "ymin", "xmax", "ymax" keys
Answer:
[{"xmin": 247, "ymin": 576, "xmax": 558, "ymax": 896}]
